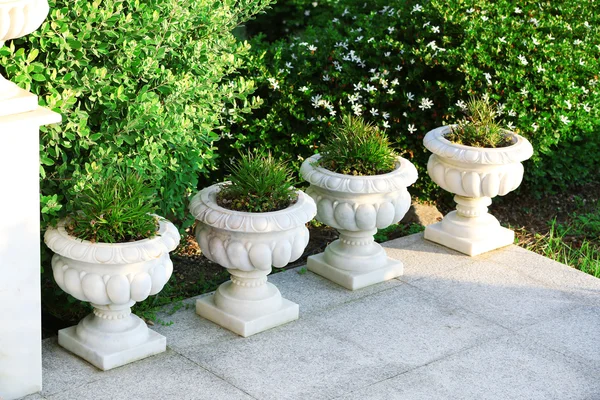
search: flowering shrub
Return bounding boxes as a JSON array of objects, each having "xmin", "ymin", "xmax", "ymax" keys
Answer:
[
  {"xmin": 225, "ymin": 0, "xmax": 600, "ymax": 196},
  {"xmin": 1, "ymin": 0, "xmax": 273, "ymax": 226}
]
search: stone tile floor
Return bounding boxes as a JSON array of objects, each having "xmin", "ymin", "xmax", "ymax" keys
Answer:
[{"xmin": 24, "ymin": 233, "xmax": 600, "ymax": 400}]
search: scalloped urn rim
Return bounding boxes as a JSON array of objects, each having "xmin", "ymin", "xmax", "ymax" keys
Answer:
[
  {"xmin": 423, "ymin": 125, "xmax": 533, "ymax": 165},
  {"xmin": 44, "ymin": 215, "xmax": 180, "ymax": 264},
  {"xmin": 300, "ymin": 154, "xmax": 418, "ymax": 194},
  {"xmin": 189, "ymin": 183, "xmax": 317, "ymax": 233}
]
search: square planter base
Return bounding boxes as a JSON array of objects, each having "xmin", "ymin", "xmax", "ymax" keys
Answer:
[
  {"xmin": 58, "ymin": 326, "xmax": 166, "ymax": 371},
  {"xmin": 196, "ymin": 294, "xmax": 299, "ymax": 337},
  {"xmin": 307, "ymin": 253, "xmax": 403, "ymax": 290},
  {"xmin": 424, "ymin": 222, "xmax": 514, "ymax": 256}
]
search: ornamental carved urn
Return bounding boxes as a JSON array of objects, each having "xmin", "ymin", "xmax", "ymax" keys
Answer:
[
  {"xmin": 423, "ymin": 125, "xmax": 533, "ymax": 256},
  {"xmin": 188, "ymin": 184, "xmax": 316, "ymax": 337},
  {"xmin": 300, "ymin": 154, "xmax": 418, "ymax": 290},
  {"xmin": 44, "ymin": 217, "xmax": 180, "ymax": 370}
]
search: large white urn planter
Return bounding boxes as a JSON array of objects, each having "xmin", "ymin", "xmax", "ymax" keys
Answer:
[
  {"xmin": 300, "ymin": 155, "xmax": 418, "ymax": 290},
  {"xmin": 423, "ymin": 125, "xmax": 533, "ymax": 256},
  {"xmin": 189, "ymin": 184, "xmax": 317, "ymax": 337},
  {"xmin": 44, "ymin": 217, "xmax": 180, "ymax": 370}
]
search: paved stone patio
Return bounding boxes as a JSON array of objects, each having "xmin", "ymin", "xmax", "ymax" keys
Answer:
[{"xmin": 23, "ymin": 233, "xmax": 600, "ymax": 399}]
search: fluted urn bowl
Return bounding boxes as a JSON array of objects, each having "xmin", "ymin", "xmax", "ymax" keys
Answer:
[
  {"xmin": 44, "ymin": 216, "xmax": 180, "ymax": 370},
  {"xmin": 300, "ymin": 154, "xmax": 418, "ymax": 290},
  {"xmin": 189, "ymin": 183, "xmax": 317, "ymax": 337},
  {"xmin": 423, "ymin": 125, "xmax": 533, "ymax": 256}
]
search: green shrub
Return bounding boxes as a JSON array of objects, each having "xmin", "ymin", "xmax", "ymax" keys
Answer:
[
  {"xmin": 318, "ymin": 115, "xmax": 397, "ymax": 175},
  {"xmin": 0, "ymin": 0, "xmax": 273, "ymax": 228},
  {"xmin": 217, "ymin": 151, "xmax": 297, "ymax": 212},
  {"xmin": 446, "ymin": 96, "xmax": 512, "ymax": 148},
  {"xmin": 67, "ymin": 170, "xmax": 158, "ymax": 243},
  {"xmin": 224, "ymin": 0, "xmax": 600, "ymax": 197}
]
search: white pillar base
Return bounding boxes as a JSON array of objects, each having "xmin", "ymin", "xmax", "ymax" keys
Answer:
[
  {"xmin": 58, "ymin": 313, "xmax": 166, "ymax": 371},
  {"xmin": 196, "ymin": 279, "xmax": 299, "ymax": 337},
  {"xmin": 307, "ymin": 252, "xmax": 403, "ymax": 290},
  {"xmin": 0, "ymin": 77, "xmax": 39, "ymax": 117},
  {"xmin": 424, "ymin": 214, "xmax": 514, "ymax": 256}
]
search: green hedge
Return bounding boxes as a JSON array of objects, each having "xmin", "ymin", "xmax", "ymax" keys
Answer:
[
  {"xmin": 1, "ymin": 0, "xmax": 273, "ymax": 228},
  {"xmin": 224, "ymin": 0, "xmax": 600, "ymax": 198}
]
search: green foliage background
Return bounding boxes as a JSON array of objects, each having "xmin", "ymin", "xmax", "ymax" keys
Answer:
[{"xmin": 1, "ymin": 0, "xmax": 273, "ymax": 228}]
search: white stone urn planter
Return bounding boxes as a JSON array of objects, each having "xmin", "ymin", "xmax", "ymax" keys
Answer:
[
  {"xmin": 423, "ymin": 125, "xmax": 534, "ymax": 256},
  {"xmin": 188, "ymin": 184, "xmax": 316, "ymax": 337},
  {"xmin": 44, "ymin": 217, "xmax": 180, "ymax": 370},
  {"xmin": 300, "ymin": 154, "xmax": 418, "ymax": 290}
]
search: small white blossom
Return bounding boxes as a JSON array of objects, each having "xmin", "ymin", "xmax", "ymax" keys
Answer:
[
  {"xmin": 267, "ymin": 77, "xmax": 279, "ymax": 90},
  {"xmin": 582, "ymin": 103, "xmax": 591, "ymax": 112},
  {"xmin": 411, "ymin": 4, "xmax": 423, "ymax": 13},
  {"xmin": 514, "ymin": 7, "xmax": 522, "ymax": 14},
  {"xmin": 560, "ymin": 115, "xmax": 570, "ymax": 125},
  {"xmin": 484, "ymin": 73, "xmax": 492, "ymax": 85},
  {"xmin": 520, "ymin": 88, "xmax": 529, "ymax": 96},
  {"xmin": 352, "ymin": 103, "xmax": 363, "ymax": 116},
  {"xmin": 311, "ymin": 94, "xmax": 322, "ymax": 108},
  {"xmin": 342, "ymin": 7, "xmax": 349, "ymax": 16},
  {"xmin": 364, "ymin": 84, "xmax": 377, "ymax": 93},
  {"xmin": 419, "ymin": 97, "xmax": 434, "ymax": 110},
  {"xmin": 508, "ymin": 109, "xmax": 517, "ymax": 117},
  {"xmin": 285, "ymin": 62, "xmax": 293, "ymax": 69},
  {"xmin": 388, "ymin": 26, "xmax": 395, "ymax": 33},
  {"xmin": 574, "ymin": 39, "xmax": 583, "ymax": 46},
  {"xmin": 407, "ymin": 92, "xmax": 415, "ymax": 101},
  {"xmin": 382, "ymin": 120, "xmax": 390, "ymax": 129},
  {"xmin": 353, "ymin": 82, "xmax": 364, "ymax": 91},
  {"xmin": 499, "ymin": 37, "xmax": 507, "ymax": 43},
  {"xmin": 506, "ymin": 122, "xmax": 515, "ymax": 130},
  {"xmin": 408, "ymin": 124, "xmax": 417, "ymax": 133},
  {"xmin": 304, "ymin": 10, "xmax": 310, "ymax": 16},
  {"xmin": 382, "ymin": 112, "xmax": 390, "ymax": 120},
  {"xmin": 537, "ymin": 65, "xmax": 546, "ymax": 73},
  {"xmin": 532, "ymin": 123, "xmax": 539, "ymax": 132},
  {"xmin": 384, "ymin": 51, "xmax": 391, "ymax": 57},
  {"xmin": 370, "ymin": 108, "xmax": 379, "ymax": 116},
  {"xmin": 518, "ymin": 55, "xmax": 528, "ymax": 65},
  {"xmin": 308, "ymin": 44, "xmax": 318, "ymax": 51},
  {"xmin": 467, "ymin": 7, "xmax": 475, "ymax": 13},
  {"xmin": 332, "ymin": 17, "xmax": 339, "ymax": 23},
  {"xmin": 368, "ymin": 37, "xmax": 375, "ymax": 43},
  {"xmin": 565, "ymin": 100, "xmax": 572, "ymax": 110},
  {"xmin": 432, "ymin": 25, "xmax": 440, "ymax": 33},
  {"xmin": 395, "ymin": 65, "xmax": 403, "ymax": 72},
  {"xmin": 456, "ymin": 100, "xmax": 467, "ymax": 110},
  {"xmin": 481, "ymin": 15, "xmax": 489, "ymax": 21},
  {"xmin": 356, "ymin": 36, "xmax": 363, "ymax": 42},
  {"xmin": 391, "ymin": 78, "xmax": 399, "ymax": 86},
  {"xmin": 299, "ymin": 86, "xmax": 309, "ymax": 92},
  {"xmin": 387, "ymin": 88, "xmax": 396, "ymax": 95},
  {"xmin": 323, "ymin": 74, "xmax": 330, "ymax": 82}
]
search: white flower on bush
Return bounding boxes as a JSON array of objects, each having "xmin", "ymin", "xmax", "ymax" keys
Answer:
[
  {"xmin": 395, "ymin": 65, "xmax": 403, "ymax": 71},
  {"xmin": 467, "ymin": 7, "xmax": 475, "ymax": 13},
  {"xmin": 514, "ymin": 7, "xmax": 522, "ymax": 14},
  {"xmin": 408, "ymin": 124, "xmax": 417, "ymax": 134},
  {"xmin": 456, "ymin": 100, "xmax": 467, "ymax": 110},
  {"xmin": 388, "ymin": 88, "xmax": 396, "ymax": 95},
  {"xmin": 518, "ymin": 55, "xmax": 528, "ymax": 65},
  {"xmin": 308, "ymin": 45, "xmax": 318, "ymax": 52},
  {"xmin": 388, "ymin": 26, "xmax": 395, "ymax": 33},
  {"xmin": 332, "ymin": 17, "xmax": 339, "ymax": 23},
  {"xmin": 537, "ymin": 65, "xmax": 545, "ymax": 73},
  {"xmin": 532, "ymin": 123, "xmax": 539, "ymax": 132},
  {"xmin": 285, "ymin": 62, "xmax": 293, "ymax": 69},
  {"xmin": 382, "ymin": 112, "xmax": 390, "ymax": 120},
  {"xmin": 432, "ymin": 26, "xmax": 440, "ymax": 33},
  {"xmin": 323, "ymin": 74, "xmax": 330, "ymax": 82},
  {"xmin": 499, "ymin": 37, "xmax": 507, "ymax": 43},
  {"xmin": 520, "ymin": 88, "xmax": 529, "ymax": 96},
  {"xmin": 267, "ymin": 78, "xmax": 279, "ymax": 90},
  {"xmin": 365, "ymin": 84, "xmax": 377, "ymax": 93},
  {"xmin": 370, "ymin": 108, "xmax": 379, "ymax": 116},
  {"xmin": 311, "ymin": 94, "xmax": 322, "ymax": 108},
  {"xmin": 419, "ymin": 97, "xmax": 433, "ymax": 110},
  {"xmin": 506, "ymin": 122, "xmax": 515, "ymax": 130},
  {"xmin": 411, "ymin": 4, "xmax": 423, "ymax": 13},
  {"xmin": 565, "ymin": 100, "xmax": 572, "ymax": 110},
  {"xmin": 382, "ymin": 120, "xmax": 390, "ymax": 129},
  {"xmin": 508, "ymin": 109, "xmax": 517, "ymax": 117},
  {"xmin": 581, "ymin": 103, "xmax": 591, "ymax": 112},
  {"xmin": 391, "ymin": 78, "xmax": 399, "ymax": 86},
  {"xmin": 352, "ymin": 103, "xmax": 363, "ymax": 116},
  {"xmin": 560, "ymin": 115, "xmax": 571, "ymax": 125},
  {"xmin": 407, "ymin": 92, "xmax": 415, "ymax": 101},
  {"xmin": 484, "ymin": 73, "xmax": 492, "ymax": 85},
  {"xmin": 299, "ymin": 86, "xmax": 309, "ymax": 92}
]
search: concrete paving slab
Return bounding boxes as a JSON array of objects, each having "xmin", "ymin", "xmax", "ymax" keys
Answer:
[
  {"xmin": 268, "ymin": 265, "xmax": 402, "ymax": 315},
  {"xmin": 383, "ymin": 233, "xmax": 473, "ymax": 282},
  {"xmin": 409, "ymin": 259, "xmax": 581, "ymax": 330},
  {"xmin": 517, "ymin": 305, "xmax": 600, "ymax": 369},
  {"xmin": 176, "ymin": 318, "xmax": 400, "ymax": 400},
  {"xmin": 337, "ymin": 335, "xmax": 600, "ymax": 400},
  {"xmin": 43, "ymin": 347, "xmax": 253, "ymax": 400},
  {"xmin": 310, "ymin": 283, "xmax": 509, "ymax": 367},
  {"xmin": 21, "ymin": 235, "xmax": 600, "ymax": 400},
  {"xmin": 481, "ymin": 245, "xmax": 600, "ymax": 306}
]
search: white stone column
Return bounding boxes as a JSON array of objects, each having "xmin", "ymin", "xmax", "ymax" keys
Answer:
[{"xmin": 0, "ymin": 0, "xmax": 61, "ymax": 398}]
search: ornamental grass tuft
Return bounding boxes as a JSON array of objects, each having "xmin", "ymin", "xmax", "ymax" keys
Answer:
[
  {"xmin": 67, "ymin": 171, "xmax": 158, "ymax": 243},
  {"xmin": 318, "ymin": 115, "xmax": 397, "ymax": 176},
  {"xmin": 445, "ymin": 96, "xmax": 513, "ymax": 148},
  {"xmin": 217, "ymin": 151, "xmax": 297, "ymax": 213}
]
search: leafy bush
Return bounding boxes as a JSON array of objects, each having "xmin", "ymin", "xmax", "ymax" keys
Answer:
[
  {"xmin": 0, "ymin": 0, "xmax": 273, "ymax": 228},
  {"xmin": 217, "ymin": 151, "xmax": 297, "ymax": 212},
  {"xmin": 224, "ymin": 0, "xmax": 600, "ymax": 197},
  {"xmin": 318, "ymin": 115, "xmax": 397, "ymax": 175},
  {"xmin": 67, "ymin": 170, "xmax": 158, "ymax": 243},
  {"xmin": 446, "ymin": 96, "xmax": 511, "ymax": 148}
]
